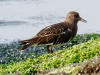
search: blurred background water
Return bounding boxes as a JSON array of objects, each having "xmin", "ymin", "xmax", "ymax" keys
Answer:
[{"xmin": 0, "ymin": 0, "xmax": 100, "ymax": 43}]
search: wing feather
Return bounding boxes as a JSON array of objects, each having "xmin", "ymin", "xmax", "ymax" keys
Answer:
[{"xmin": 35, "ymin": 22, "xmax": 73, "ymax": 44}]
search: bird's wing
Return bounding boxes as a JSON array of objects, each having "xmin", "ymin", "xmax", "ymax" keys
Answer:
[
  {"xmin": 19, "ymin": 22, "xmax": 67, "ymax": 43},
  {"xmin": 36, "ymin": 28, "xmax": 73, "ymax": 45},
  {"xmin": 20, "ymin": 22, "xmax": 73, "ymax": 45},
  {"xmin": 33, "ymin": 22, "xmax": 73, "ymax": 44}
]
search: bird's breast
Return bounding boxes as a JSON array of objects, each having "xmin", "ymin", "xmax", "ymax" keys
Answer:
[{"xmin": 71, "ymin": 25, "xmax": 78, "ymax": 38}]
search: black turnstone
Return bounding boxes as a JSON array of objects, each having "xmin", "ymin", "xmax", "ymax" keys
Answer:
[{"xmin": 18, "ymin": 11, "xmax": 87, "ymax": 53}]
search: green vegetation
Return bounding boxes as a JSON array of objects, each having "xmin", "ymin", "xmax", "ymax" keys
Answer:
[{"xmin": 0, "ymin": 33, "xmax": 100, "ymax": 75}]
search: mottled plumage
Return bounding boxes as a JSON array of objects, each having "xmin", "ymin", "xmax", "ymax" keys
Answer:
[{"xmin": 18, "ymin": 11, "xmax": 87, "ymax": 53}]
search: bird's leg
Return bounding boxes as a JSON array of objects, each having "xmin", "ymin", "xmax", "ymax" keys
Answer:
[{"xmin": 47, "ymin": 45, "xmax": 53, "ymax": 53}]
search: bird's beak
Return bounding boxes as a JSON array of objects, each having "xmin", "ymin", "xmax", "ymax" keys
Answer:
[{"xmin": 79, "ymin": 17, "xmax": 87, "ymax": 23}]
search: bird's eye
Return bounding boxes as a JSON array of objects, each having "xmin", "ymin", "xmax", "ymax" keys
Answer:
[{"xmin": 74, "ymin": 14, "xmax": 79, "ymax": 17}]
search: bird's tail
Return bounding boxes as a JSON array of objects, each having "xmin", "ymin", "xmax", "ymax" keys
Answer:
[
  {"xmin": 18, "ymin": 43, "xmax": 33, "ymax": 51},
  {"xmin": 18, "ymin": 38, "xmax": 37, "ymax": 51}
]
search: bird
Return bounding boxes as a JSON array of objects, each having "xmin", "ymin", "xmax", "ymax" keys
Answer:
[{"xmin": 18, "ymin": 11, "xmax": 87, "ymax": 53}]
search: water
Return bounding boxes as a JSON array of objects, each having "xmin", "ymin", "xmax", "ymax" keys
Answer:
[{"xmin": 0, "ymin": 0, "xmax": 100, "ymax": 43}]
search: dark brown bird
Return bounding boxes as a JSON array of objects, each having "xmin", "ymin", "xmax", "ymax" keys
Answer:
[{"xmin": 18, "ymin": 11, "xmax": 87, "ymax": 53}]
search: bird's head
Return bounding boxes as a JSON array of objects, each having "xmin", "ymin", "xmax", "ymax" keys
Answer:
[{"xmin": 65, "ymin": 11, "xmax": 87, "ymax": 24}]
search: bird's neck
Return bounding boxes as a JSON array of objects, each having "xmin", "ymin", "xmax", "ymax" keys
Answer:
[
  {"xmin": 65, "ymin": 20, "xmax": 78, "ymax": 25},
  {"xmin": 64, "ymin": 21, "xmax": 78, "ymax": 30}
]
